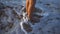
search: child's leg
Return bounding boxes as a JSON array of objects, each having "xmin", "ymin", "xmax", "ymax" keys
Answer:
[
  {"xmin": 26, "ymin": 0, "xmax": 29, "ymax": 14},
  {"xmin": 28, "ymin": 0, "xmax": 36, "ymax": 20}
]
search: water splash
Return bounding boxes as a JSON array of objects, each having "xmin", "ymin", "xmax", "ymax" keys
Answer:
[{"xmin": 20, "ymin": 10, "xmax": 28, "ymax": 34}]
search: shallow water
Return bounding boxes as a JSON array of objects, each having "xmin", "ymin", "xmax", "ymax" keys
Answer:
[{"xmin": 0, "ymin": 0, "xmax": 60, "ymax": 34}]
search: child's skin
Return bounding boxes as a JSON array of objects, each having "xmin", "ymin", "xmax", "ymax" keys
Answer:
[{"xmin": 26, "ymin": 0, "xmax": 36, "ymax": 20}]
